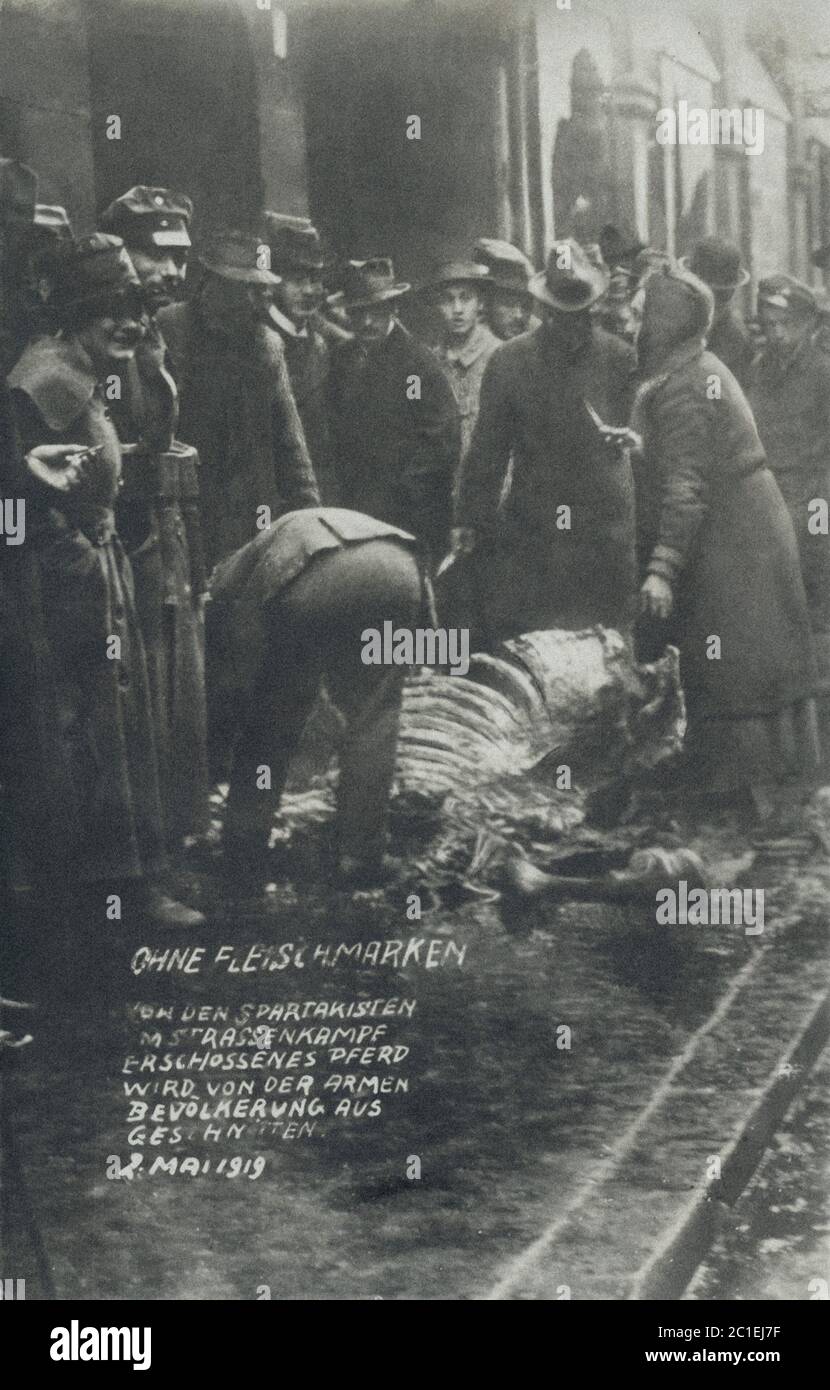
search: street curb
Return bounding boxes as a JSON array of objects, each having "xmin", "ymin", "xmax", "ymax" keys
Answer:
[{"xmin": 629, "ymin": 986, "xmax": 830, "ymax": 1299}]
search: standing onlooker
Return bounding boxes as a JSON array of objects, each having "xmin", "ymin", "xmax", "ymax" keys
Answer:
[
  {"xmin": 158, "ymin": 229, "xmax": 319, "ymax": 572},
  {"xmin": 748, "ymin": 275, "xmax": 830, "ymax": 769},
  {"xmin": 632, "ymin": 264, "xmax": 819, "ymax": 820},
  {"xmin": 472, "ymin": 237, "xmax": 535, "ymax": 340},
  {"xmin": 262, "ymin": 212, "xmax": 339, "ymax": 503},
  {"xmin": 327, "ymin": 257, "xmax": 459, "ymax": 562},
  {"xmin": 7, "ymin": 234, "xmax": 202, "ymax": 924},
  {"xmin": 453, "ymin": 240, "xmax": 637, "ymax": 647},
  {"xmin": 99, "ymin": 185, "xmax": 209, "ymax": 845},
  {"xmin": 428, "ymin": 260, "xmax": 499, "ymax": 459},
  {"xmin": 681, "ymin": 237, "xmax": 754, "ymax": 389}
]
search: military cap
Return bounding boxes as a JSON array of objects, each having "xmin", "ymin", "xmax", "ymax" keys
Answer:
[
  {"xmin": 425, "ymin": 259, "xmax": 491, "ymax": 291},
  {"xmin": 757, "ymin": 274, "xmax": 817, "ymax": 316},
  {"xmin": 51, "ymin": 232, "xmax": 142, "ymax": 313},
  {"xmin": 0, "ymin": 158, "xmax": 37, "ymax": 228},
  {"xmin": 262, "ymin": 212, "xmax": 326, "ymax": 274},
  {"xmin": 327, "ymin": 257, "xmax": 410, "ymax": 308},
  {"xmin": 33, "ymin": 204, "xmax": 74, "ymax": 243},
  {"xmin": 199, "ymin": 228, "xmax": 280, "ymax": 286},
  {"xmin": 100, "ymin": 185, "xmax": 193, "ymax": 251},
  {"xmin": 472, "ymin": 237, "xmax": 534, "ymax": 294}
]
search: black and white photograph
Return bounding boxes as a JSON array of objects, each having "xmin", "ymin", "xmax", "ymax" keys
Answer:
[{"xmin": 1, "ymin": 0, "xmax": 829, "ymax": 1336}]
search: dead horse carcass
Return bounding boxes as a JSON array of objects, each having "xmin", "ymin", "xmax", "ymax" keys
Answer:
[{"xmin": 392, "ymin": 628, "xmax": 685, "ymax": 857}]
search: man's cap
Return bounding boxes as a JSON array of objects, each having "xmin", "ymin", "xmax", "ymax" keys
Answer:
[
  {"xmin": 50, "ymin": 232, "xmax": 143, "ymax": 314},
  {"xmin": 424, "ymin": 259, "xmax": 491, "ymax": 292},
  {"xmin": 680, "ymin": 237, "xmax": 749, "ymax": 291},
  {"xmin": 757, "ymin": 273, "xmax": 817, "ymax": 316},
  {"xmin": 528, "ymin": 239, "xmax": 608, "ymax": 313},
  {"xmin": 198, "ymin": 228, "xmax": 281, "ymax": 286},
  {"xmin": 99, "ymin": 185, "xmax": 193, "ymax": 251},
  {"xmin": 262, "ymin": 212, "xmax": 326, "ymax": 273},
  {"xmin": 327, "ymin": 257, "xmax": 410, "ymax": 308},
  {"xmin": 0, "ymin": 158, "xmax": 37, "ymax": 229},
  {"xmin": 472, "ymin": 237, "xmax": 534, "ymax": 294},
  {"xmin": 32, "ymin": 204, "xmax": 74, "ymax": 243}
]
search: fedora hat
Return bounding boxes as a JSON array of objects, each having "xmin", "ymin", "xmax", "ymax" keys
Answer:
[
  {"xmin": 472, "ymin": 237, "xmax": 534, "ymax": 295},
  {"xmin": 680, "ymin": 237, "xmax": 749, "ymax": 291},
  {"xmin": 528, "ymin": 239, "xmax": 607, "ymax": 313},
  {"xmin": 199, "ymin": 229, "xmax": 281, "ymax": 287},
  {"xmin": 426, "ymin": 259, "xmax": 491, "ymax": 292},
  {"xmin": 262, "ymin": 212, "xmax": 326, "ymax": 274},
  {"xmin": 327, "ymin": 257, "xmax": 410, "ymax": 308}
]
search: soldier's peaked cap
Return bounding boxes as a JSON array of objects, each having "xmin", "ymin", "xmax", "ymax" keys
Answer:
[
  {"xmin": 100, "ymin": 185, "xmax": 193, "ymax": 250},
  {"xmin": 757, "ymin": 273, "xmax": 816, "ymax": 316}
]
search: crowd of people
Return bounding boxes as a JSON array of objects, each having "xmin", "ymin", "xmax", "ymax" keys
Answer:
[{"xmin": 2, "ymin": 152, "xmax": 830, "ymax": 926}]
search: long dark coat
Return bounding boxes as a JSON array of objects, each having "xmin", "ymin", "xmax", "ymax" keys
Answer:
[
  {"xmin": 6, "ymin": 336, "xmax": 165, "ymax": 886},
  {"xmin": 453, "ymin": 322, "xmax": 636, "ymax": 644},
  {"xmin": 707, "ymin": 307, "xmax": 754, "ymax": 390},
  {"xmin": 747, "ymin": 339, "xmax": 830, "ymax": 667},
  {"xmin": 109, "ymin": 318, "xmax": 210, "ymax": 844},
  {"xmin": 633, "ymin": 342, "xmax": 816, "ymax": 723},
  {"xmin": 268, "ymin": 306, "xmax": 339, "ymax": 506},
  {"xmin": 328, "ymin": 321, "xmax": 460, "ymax": 559},
  {"xmin": 158, "ymin": 303, "xmax": 320, "ymax": 570}
]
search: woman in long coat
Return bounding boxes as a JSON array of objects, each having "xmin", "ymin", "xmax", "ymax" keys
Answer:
[
  {"xmin": 632, "ymin": 264, "xmax": 819, "ymax": 819},
  {"xmin": 7, "ymin": 234, "xmax": 202, "ymax": 923}
]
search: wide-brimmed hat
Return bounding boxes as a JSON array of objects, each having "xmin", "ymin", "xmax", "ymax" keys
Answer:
[
  {"xmin": 199, "ymin": 229, "xmax": 281, "ymax": 286},
  {"xmin": 100, "ymin": 186, "xmax": 193, "ymax": 252},
  {"xmin": 50, "ymin": 232, "xmax": 143, "ymax": 316},
  {"xmin": 680, "ymin": 237, "xmax": 749, "ymax": 291},
  {"xmin": 0, "ymin": 158, "xmax": 37, "ymax": 229},
  {"xmin": 425, "ymin": 259, "xmax": 491, "ymax": 292},
  {"xmin": 528, "ymin": 239, "xmax": 608, "ymax": 313},
  {"xmin": 327, "ymin": 257, "xmax": 410, "ymax": 308},
  {"xmin": 757, "ymin": 273, "xmax": 816, "ymax": 317},
  {"xmin": 472, "ymin": 237, "xmax": 534, "ymax": 295},
  {"xmin": 262, "ymin": 212, "xmax": 326, "ymax": 274}
]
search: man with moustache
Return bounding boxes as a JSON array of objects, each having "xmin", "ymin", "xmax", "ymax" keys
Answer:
[
  {"xmin": 454, "ymin": 240, "xmax": 637, "ymax": 648},
  {"xmin": 7, "ymin": 234, "xmax": 202, "ymax": 925},
  {"xmin": 261, "ymin": 212, "xmax": 338, "ymax": 501},
  {"xmin": 429, "ymin": 260, "xmax": 499, "ymax": 458},
  {"xmin": 327, "ymin": 257, "xmax": 459, "ymax": 562},
  {"xmin": 472, "ymin": 238, "xmax": 536, "ymax": 341},
  {"xmin": 98, "ymin": 186, "xmax": 209, "ymax": 846}
]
